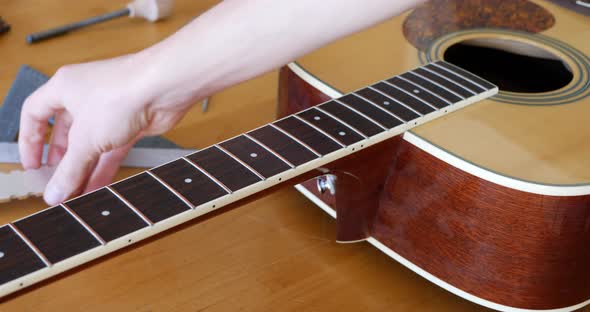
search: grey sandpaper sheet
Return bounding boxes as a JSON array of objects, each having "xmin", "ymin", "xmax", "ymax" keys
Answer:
[{"xmin": 0, "ymin": 65, "xmax": 48, "ymax": 142}]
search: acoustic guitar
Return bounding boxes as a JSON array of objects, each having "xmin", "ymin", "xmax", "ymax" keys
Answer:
[
  {"xmin": 0, "ymin": 1, "xmax": 587, "ymax": 312},
  {"xmin": 281, "ymin": 0, "xmax": 590, "ymax": 311}
]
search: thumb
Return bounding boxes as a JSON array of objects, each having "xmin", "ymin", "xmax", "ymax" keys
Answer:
[{"xmin": 44, "ymin": 126, "xmax": 101, "ymax": 206}]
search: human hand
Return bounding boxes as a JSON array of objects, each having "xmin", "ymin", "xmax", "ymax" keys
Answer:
[{"xmin": 19, "ymin": 53, "xmax": 197, "ymax": 206}]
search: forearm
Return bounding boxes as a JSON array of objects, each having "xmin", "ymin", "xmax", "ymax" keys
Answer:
[{"xmin": 139, "ymin": 0, "xmax": 424, "ymax": 105}]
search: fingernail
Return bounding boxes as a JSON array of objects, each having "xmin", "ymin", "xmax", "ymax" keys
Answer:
[{"xmin": 44, "ymin": 184, "xmax": 66, "ymax": 206}]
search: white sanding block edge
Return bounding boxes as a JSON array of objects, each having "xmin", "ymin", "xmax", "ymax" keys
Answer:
[{"xmin": 0, "ymin": 166, "xmax": 55, "ymax": 203}]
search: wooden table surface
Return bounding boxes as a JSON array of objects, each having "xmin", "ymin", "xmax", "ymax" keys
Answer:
[{"xmin": 0, "ymin": 1, "xmax": 491, "ymax": 311}]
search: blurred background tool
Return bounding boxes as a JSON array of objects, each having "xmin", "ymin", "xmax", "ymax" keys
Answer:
[
  {"xmin": 0, "ymin": 17, "xmax": 10, "ymax": 35},
  {"xmin": 26, "ymin": 0, "xmax": 174, "ymax": 44},
  {"xmin": 201, "ymin": 97, "xmax": 210, "ymax": 112}
]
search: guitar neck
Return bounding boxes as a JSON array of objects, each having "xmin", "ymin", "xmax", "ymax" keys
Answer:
[{"xmin": 0, "ymin": 60, "xmax": 497, "ymax": 297}]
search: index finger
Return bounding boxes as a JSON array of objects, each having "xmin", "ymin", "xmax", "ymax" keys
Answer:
[{"xmin": 18, "ymin": 81, "xmax": 64, "ymax": 169}]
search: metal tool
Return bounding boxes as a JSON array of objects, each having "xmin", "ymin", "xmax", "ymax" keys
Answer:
[
  {"xmin": 0, "ymin": 144, "xmax": 197, "ymax": 203},
  {"xmin": 0, "ymin": 142, "xmax": 196, "ymax": 168},
  {"xmin": 26, "ymin": 0, "xmax": 173, "ymax": 44},
  {"xmin": 201, "ymin": 97, "xmax": 210, "ymax": 113}
]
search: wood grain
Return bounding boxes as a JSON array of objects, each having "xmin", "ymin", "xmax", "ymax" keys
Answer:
[
  {"xmin": 14, "ymin": 207, "xmax": 101, "ymax": 264},
  {"xmin": 318, "ymin": 101, "xmax": 385, "ymax": 136},
  {"xmin": 0, "ymin": 227, "xmax": 46, "ymax": 285},
  {"xmin": 372, "ymin": 140, "xmax": 590, "ymax": 309},
  {"xmin": 186, "ymin": 146, "xmax": 262, "ymax": 192},
  {"xmin": 273, "ymin": 117, "xmax": 342, "ymax": 155},
  {"xmin": 248, "ymin": 125, "xmax": 319, "ymax": 166},
  {"xmin": 65, "ymin": 188, "xmax": 149, "ymax": 242},
  {"xmin": 150, "ymin": 159, "xmax": 228, "ymax": 206},
  {"xmin": 219, "ymin": 135, "xmax": 292, "ymax": 178},
  {"xmin": 338, "ymin": 94, "xmax": 404, "ymax": 128},
  {"xmin": 297, "ymin": 108, "xmax": 364, "ymax": 146},
  {"xmin": 110, "ymin": 172, "xmax": 191, "ymax": 223}
]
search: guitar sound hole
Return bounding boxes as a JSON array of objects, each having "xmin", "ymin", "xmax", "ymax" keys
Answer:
[{"xmin": 443, "ymin": 40, "xmax": 572, "ymax": 93}]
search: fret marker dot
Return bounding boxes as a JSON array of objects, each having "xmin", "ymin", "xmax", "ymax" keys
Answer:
[
  {"xmin": 413, "ymin": 89, "xmax": 420, "ymax": 94},
  {"xmin": 338, "ymin": 131, "xmax": 346, "ymax": 136},
  {"xmin": 314, "ymin": 116, "xmax": 321, "ymax": 120},
  {"xmin": 250, "ymin": 153, "xmax": 258, "ymax": 158},
  {"xmin": 184, "ymin": 178, "xmax": 192, "ymax": 184},
  {"xmin": 101, "ymin": 210, "xmax": 110, "ymax": 217},
  {"xmin": 383, "ymin": 101, "xmax": 390, "ymax": 105},
  {"xmin": 0, "ymin": 251, "xmax": 4, "ymax": 259}
]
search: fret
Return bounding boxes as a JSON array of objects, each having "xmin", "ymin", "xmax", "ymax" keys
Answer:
[
  {"xmin": 61, "ymin": 204, "xmax": 106, "ymax": 245},
  {"xmin": 0, "ymin": 225, "xmax": 47, "ymax": 284},
  {"xmin": 150, "ymin": 159, "xmax": 229, "ymax": 207},
  {"xmin": 111, "ymin": 172, "xmax": 191, "ymax": 223},
  {"xmin": 298, "ymin": 108, "xmax": 366, "ymax": 145},
  {"xmin": 319, "ymin": 101, "xmax": 386, "ymax": 136},
  {"xmin": 424, "ymin": 64, "xmax": 485, "ymax": 93},
  {"xmin": 401, "ymin": 72, "xmax": 463, "ymax": 103},
  {"xmin": 243, "ymin": 133, "xmax": 295, "ymax": 169},
  {"xmin": 215, "ymin": 144, "xmax": 266, "ymax": 180},
  {"xmin": 371, "ymin": 82, "xmax": 436, "ymax": 115},
  {"xmin": 14, "ymin": 206, "xmax": 101, "ymax": 264},
  {"xmin": 355, "ymin": 87, "xmax": 420, "ymax": 121},
  {"xmin": 146, "ymin": 170, "xmax": 197, "ymax": 207},
  {"xmin": 182, "ymin": 158, "xmax": 233, "ymax": 194},
  {"xmin": 337, "ymin": 94, "xmax": 404, "ymax": 128},
  {"xmin": 186, "ymin": 146, "xmax": 262, "ymax": 192},
  {"xmin": 248, "ymin": 125, "xmax": 319, "ymax": 166},
  {"xmin": 324, "ymin": 101, "xmax": 387, "ymax": 138},
  {"xmin": 434, "ymin": 61, "xmax": 496, "ymax": 91},
  {"xmin": 391, "ymin": 76, "xmax": 452, "ymax": 109},
  {"xmin": 293, "ymin": 115, "xmax": 346, "ymax": 147},
  {"xmin": 268, "ymin": 124, "xmax": 321, "ymax": 157},
  {"xmin": 8, "ymin": 224, "xmax": 50, "ymax": 267},
  {"xmin": 274, "ymin": 116, "xmax": 342, "ymax": 156},
  {"xmin": 314, "ymin": 107, "xmax": 369, "ymax": 139},
  {"xmin": 64, "ymin": 189, "xmax": 149, "ymax": 243},
  {"xmin": 219, "ymin": 135, "xmax": 292, "ymax": 178},
  {"xmin": 106, "ymin": 186, "xmax": 154, "ymax": 226},
  {"xmin": 413, "ymin": 68, "xmax": 475, "ymax": 98}
]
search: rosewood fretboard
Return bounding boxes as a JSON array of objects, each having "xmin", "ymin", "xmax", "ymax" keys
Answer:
[{"xmin": 0, "ymin": 61, "xmax": 497, "ymax": 297}]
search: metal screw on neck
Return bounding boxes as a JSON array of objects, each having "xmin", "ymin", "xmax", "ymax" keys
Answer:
[{"xmin": 316, "ymin": 174, "xmax": 337, "ymax": 196}]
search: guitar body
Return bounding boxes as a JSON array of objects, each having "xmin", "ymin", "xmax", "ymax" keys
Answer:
[{"xmin": 279, "ymin": 1, "xmax": 590, "ymax": 311}]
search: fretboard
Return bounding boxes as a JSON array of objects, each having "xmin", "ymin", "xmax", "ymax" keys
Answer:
[{"xmin": 0, "ymin": 60, "xmax": 497, "ymax": 297}]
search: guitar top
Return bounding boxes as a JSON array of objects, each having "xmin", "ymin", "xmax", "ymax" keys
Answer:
[{"xmin": 296, "ymin": 0, "xmax": 590, "ymax": 186}]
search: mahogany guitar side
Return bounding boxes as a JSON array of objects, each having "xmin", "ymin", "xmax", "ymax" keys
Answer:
[{"xmin": 279, "ymin": 63, "xmax": 590, "ymax": 311}]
